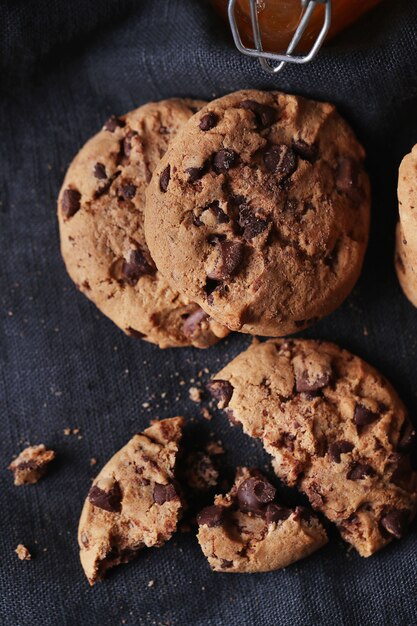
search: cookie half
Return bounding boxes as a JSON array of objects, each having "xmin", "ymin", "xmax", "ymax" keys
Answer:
[
  {"xmin": 208, "ymin": 339, "xmax": 417, "ymax": 557},
  {"xmin": 78, "ymin": 417, "xmax": 184, "ymax": 584},
  {"xmin": 145, "ymin": 90, "xmax": 371, "ymax": 336},
  {"xmin": 58, "ymin": 100, "xmax": 228, "ymax": 348},
  {"xmin": 197, "ymin": 467, "xmax": 327, "ymax": 573}
]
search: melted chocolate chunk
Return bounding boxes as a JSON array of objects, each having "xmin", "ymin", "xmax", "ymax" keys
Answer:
[
  {"xmin": 199, "ymin": 112, "xmax": 218, "ymax": 131},
  {"xmin": 380, "ymin": 509, "xmax": 410, "ymax": 539},
  {"xmin": 61, "ymin": 188, "xmax": 81, "ymax": 218},
  {"xmin": 88, "ymin": 482, "xmax": 122, "ymax": 513},
  {"xmin": 204, "ymin": 277, "xmax": 222, "ymax": 296},
  {"xmin": 119, "ymin": 183, "xmax": 137, "ymax": 200},
  {"xmin": 353, "ymin": 403, "xmax": 380, "ymax": 427},
  {"xmin": 103, "ymin": 115, "xmax": 125, "ymax": 132},
  {"xmin": 153, "ymin": 483, "xmax": 177, "ymax": 505},
  {"xmin": 346, "ymin": 463, "xmax": 375, "ymax": 481},
  {"xmin": 183, "ymin": 307, "xmax": 209, "ymax": 337},
  {"xmin": 207, "ymin": 240, "xmax": 244, "ymax": 280},
  {"xmin": 213, "ymin": 149, "xmax": 238, "ymax": 174},
  {"xmin": 186, "ymin": 167, "xmax": 205, "ymax": 183},
  {"xmin": 206, "ymin": 379, "xmax": 234, "ymax": 407},
  {"xmin": 336, "ymin": 158, "xmax": 363, "ymax": 204},
  {"xmin": 238, "ymin": 203, "xmax": 269, "ymax": 241},
  {"xmin": 292, "ymin": 139, "xmax": 318, "ymax": 163},
  {"xmin": 237, "ymin": 476, "xmax": 276, "ymax": 513},
  {"xmin": 239, "ymin": 100, "xmax": 277, "ymax": 129},
  {"xmin": 265, "ymin": 503, "xmax": 291, "ymax": 524},
  {"xmin": 295, "ymin": 370, "xmax": 330, "ymax": 393},
  {"xmin": 208, "ymin": 200, "xmax": 229, "ymax": 223},
  {"xmin": 160, "ymin": 165, "xmax": 171, "ymax": 192},
  {"xmin": 94, "ymin": 162, "xmax": 107, "ymax": 180},
  {"xmin": 264, "ymin": 144, "xmax": 298, "ymax": 180},
  {"xmin": 197, "ymin": 504, "xmax": 224, "ymax": 527},
  {"xmin": 122, "ymin": 249, "xmax": 156, "ymax": 285},
  {"xmin": 328, "ymin": 440, "xmax": 354, "ymax": 463}
]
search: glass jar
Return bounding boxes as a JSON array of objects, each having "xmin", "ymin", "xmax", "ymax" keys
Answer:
[{"xmin": 212, "ymin": 0, "xmax": 383, "ymax": 53}]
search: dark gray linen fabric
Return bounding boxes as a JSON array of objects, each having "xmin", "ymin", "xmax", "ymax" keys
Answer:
[{"xmin": 1, "ymin": 1, "xmax": 417, "ymax": 624}]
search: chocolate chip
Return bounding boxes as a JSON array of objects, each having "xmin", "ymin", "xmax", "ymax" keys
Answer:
[
  {"xmin": 220, "ymin": 559, "xmax": 234, "ymax": 569},
  {"xmin": 185, "ymin": 167, "xmax": 205, "ymax": 183},
  {"xmin": 204, "ymin": 277, "xmax": 222, "ymax": 296},
  {"xmin": 264, "ymin": 145, "xmax": 298, "ymax": 180},
  {"xmin": 206, "ymin": 379, "xmax": 234, "ymax": 407},
  {"xmin": 121, "ymin": 131, "xmax": 137, "ymax": 160},
  {"xmin": 336, "ymin": 158, "xmax": 363, "ymax": 204},
  {"xmin": 380, "ymin": 509, "xmax": 410, "ymax": 539},
  {"xmin": 88, "ymin": 483, "xmax": 122, "ymax": 513},
  {"xmin": 295, "ymin": 370, "xmax": 330, "ymax": 393},
  {"xmin": 207, "ymin": 240, "xmax": 244, "ymax": 280},
  {"xmin": 208, "ymin": 200, "xmax": 229, "ymax": 223},
  {"xmin": 328, "ymin": 440, "xmax": 354, "ymax": 463},
  {"xmin": 238, "ymin": 204, "xmax": 269, "ymax": 241},
  {"xmin": 213, "ymin": 149, "xmax": 238, "ymax": 174},
  {"xmin": 353, "ymin": 403, "xmax": 380, "ymax": 427},
  {"xmin": 94, "ymin": 171, "xmax": 121, "ymax": 199},
  {"xmin": 153, "ymin": 483, "xmax": 177, "ymax": 505},
  {"xmin": 103, "ymin": 115, "xmax": 125, "ymax": 132},
  {"xmin": 237, "ymin": 476, "xmax": 276, "ymax": 513},
  {"xmin": 199, "ymin": 112, "xmax": 218, "ymax": 131},
  {"xmin": 265, "ymin": 503, "xmax": 291, "ymax": 524},
  {"xmin": 398, "ymin": 420, "xmax": 416, "ymax": 452},
  {"xmin": 239, "ymin": 100, "xmax": 277, "ymax": 129},
  {"xmin": 346, "ymin": 463, "xmax": 375, "ymax": 480},
  {"xmin": 119, "ymin": 183, "xmax": 137, "ymax": 200},
  {"xmin": 122, "ymin": 249, "xmax": 156, "ymax": 285},
  {"xmin": 126, "ymin": 327, "xmax": 146, "ymax": 339},
  {"xmin": 292, "ymin": 139, "xmax": 318, "ymax": 163},
  {"xmin": 160, "ymin": 165, "xmax": 171, "ymax": 192},
  {"xmin": 183, "ymin": 307, "xmax": 209, "ymax": 337},
  {"xmin": 196, "ymin": 505, "xmax": 224, "ymax": 527},
  {"xmin": 94, "ymin": 162, "xmax": 107, "ymax": 180},
  {"xmin": 61, "ymin": 188, "xmax": 81, "ymax": 218}
]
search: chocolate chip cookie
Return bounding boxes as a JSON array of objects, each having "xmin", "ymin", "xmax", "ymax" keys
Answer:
[
  {"xmin": 9, "ymin": 444, "xmax": 56, "ymax": 485},
  {"xmin": 58, "ymin": 100, "xmax": 228, "ymax": 348},
  {"xmin": 78, "ymin": 417, "xmax": 184, "ymax": 584},
  {"xmin": 208, "ymin": 339, "xmax": 417, "ymax": 557},
  {"xmin": 395, "ymin": 144, "xmax": 417, "ymax": 307},
  {"xmin": 197, "ymin": 467, "xmax": 327, "ymax": 573},
  {"xmin": 145, "ymin": 90, "xmax": 371, "ymax": 336}
]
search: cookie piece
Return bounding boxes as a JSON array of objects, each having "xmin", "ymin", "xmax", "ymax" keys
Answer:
[
  {"xmin": 395, "ymin": 144, "xmax": 417, "ymax": 306},
  {"xmin": 197, "ymin": 467, "xmax": 327, "ymax": 573},
  {"xmin": 15, "ymin": 544, "xmax": 32, "ymax": 561},
  {"xmin": 208, "ymin": 340, "xmax": 417, "ymax": 557},
  {"xmin": 58, "ymin": 99, "xmax": 228, "ymax": 348},
  {"xmin": 395, "ymin": 223, "xmax": 417, "ymax": 307},
  {"xmin": 145, "ymin": 90, "xmax": 371, "ymax": 336},
  {"xmin": 9, "ymin": 444, "xmax": 56, "ymax": 485},
  {"xmin": 78, "ymin": 417, "xmax": 184, "ymax": 585}
]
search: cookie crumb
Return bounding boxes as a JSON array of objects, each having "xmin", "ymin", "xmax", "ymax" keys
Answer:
[
  {"xmin": 9, "ymin": 444, "xmax": 56, "ymax": 486},
  {"xmin": 90, "ymin": 458, "xmax": 97, "ymax": 466},
  {"xmin": 189, "ymin": 386, "xmax": 202, "ymax": 403},
  {"xmin": 142, "ymin": 402, "xmax": 150, "ymax": 409},
  {"xmin": 147, "ymin": 580, "xmax": 155, "ymax": 588},
  {"xmin": 363, "ymin": 326, "xmax": 369, "ymax": 336},
  {"xmin": 15, "ymin": 544, "xmax": 31, "ymax": 561}
]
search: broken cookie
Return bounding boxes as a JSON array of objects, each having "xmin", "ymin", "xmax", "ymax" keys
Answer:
[
  {"xmin": 9, "ymin": 444, "xmax": 56, "ymax": 485},
  {"xmin": 209, "ymin": 339, "xmax": 417, "ymax": 557},
  {"xmin": 197, "ymin": 467, "xmax": 327, "ymax": 573},
  {"xmin": 78, "ymin": 417, "xmax": 184, "ymax": 585}
]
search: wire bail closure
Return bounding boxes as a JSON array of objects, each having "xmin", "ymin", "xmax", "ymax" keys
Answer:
[{"xmin": 228, "ymin": 0, "xmax": 332, "ymax": 74}]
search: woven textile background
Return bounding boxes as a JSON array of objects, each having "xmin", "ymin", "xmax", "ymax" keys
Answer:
[{"xmin": 1, "ymin": 1, "xmax": 417, "ymax": 624}]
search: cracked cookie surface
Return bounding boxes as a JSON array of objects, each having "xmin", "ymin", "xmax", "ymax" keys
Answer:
[
  {"xmin": 395, "ymin": 144, "xmax": 417, "ymax": 307},
  {"xmin": 58, "ymin": 99, "xmax": 228, "ymax": 348},
  {"xmin": 145, "ymin": 90, "xmax": 371, "ymax": 336},
  {"xmin": 209, "ymin": 339, "xmax": 417, "ymax": 557},
  {"xmin": 78, "ymin": 417, "xmax": 184, "ymax": 584},
  {"xmin": 197, "ymin": 467, "xmax": 327, "ymax": 573}
]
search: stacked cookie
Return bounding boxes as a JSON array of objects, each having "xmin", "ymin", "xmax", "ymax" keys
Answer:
[
  {"xmin": 58, "ymin": 90, "xmax": 371, "ymax": 344},
  {"xmin": 395, "ymin": 143, "xmax": 417, "ymax": 306}
]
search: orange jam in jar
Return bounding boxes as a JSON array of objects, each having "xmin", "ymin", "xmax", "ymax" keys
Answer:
[{"xmin": 213, "ymin": 0, "xmax": 383, "ymax": 53}]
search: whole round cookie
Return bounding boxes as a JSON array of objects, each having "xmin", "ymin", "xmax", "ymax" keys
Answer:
[
  {"xmin": 145, "ymin": 89, "xmax": 371, "ymax": 336},
  {"xmin": 58, "ymin": 99, "xmax": 228, "ymax": 348},
  {"xmin": 208, "ymin": 339, "xmax": 417, "ymax": 557}
]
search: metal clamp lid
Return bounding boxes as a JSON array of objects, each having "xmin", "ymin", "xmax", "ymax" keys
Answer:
[{"xmin": 228, "ymin": 0, "xmax": 332, "ymax": 74}]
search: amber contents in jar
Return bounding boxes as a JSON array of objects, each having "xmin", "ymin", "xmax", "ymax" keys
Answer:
[{"xmin": 213, "ymin": 0, "xmax": 383, "ymax": 53}]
